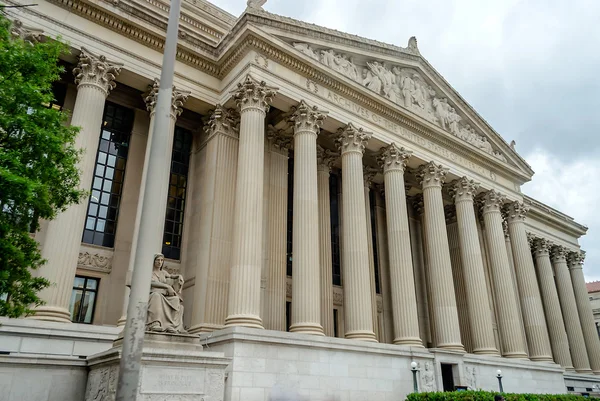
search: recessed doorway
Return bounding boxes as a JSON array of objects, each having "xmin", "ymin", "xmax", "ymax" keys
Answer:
[{"xmin": 441, "ymin": 363, "xmax": 455, "ymax": 392}]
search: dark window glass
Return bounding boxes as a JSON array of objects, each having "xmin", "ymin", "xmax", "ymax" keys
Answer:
[
  {"xmin": 286, "ymin": 301, "xmax": 291, "ymax": 332},
  {"xmin": 162, "ymin": 127, "xmax": 193, "ymax": 260},
  {"xmin": 69, "ymin": 276, "xmax": 99, "ymax": 324},
  {"xmin": 330, "ymin": 172, "xmax": 341, "ymax": 286},
  {"xmin": 286, "ymin": 157, "xmax": 294, "ymax": 277},
  {"xmin": 82, "ymin": 102, "xmax": 133, "ymax": 247},
  {"xmin": 333, "ymin": 309, "xmax": 339, "ymax": 338},
  {"xmin": 370, "ymin": 189, "xmax": 381, "ymax": 294}
]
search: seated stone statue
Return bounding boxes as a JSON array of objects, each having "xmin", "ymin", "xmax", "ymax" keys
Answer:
[{"xmin": 146, "ymin": 253, "xmax": 186, "ymax": 334}]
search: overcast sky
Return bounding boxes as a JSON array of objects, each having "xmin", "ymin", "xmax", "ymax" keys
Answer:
[{"xmin": 211, "ymin": 0, "xmax": 600, "ymax": 281}]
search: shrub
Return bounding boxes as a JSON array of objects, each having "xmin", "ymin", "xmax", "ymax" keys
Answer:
[{"xmin": 406, "ymin": 390, "xmax": 592, "ymax": 401}]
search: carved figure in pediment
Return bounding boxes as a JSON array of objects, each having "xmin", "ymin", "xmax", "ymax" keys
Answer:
[
  {"xmin": 493, "ymin": 151, "xmax": 507, "ymax": 162},
  {"xmin": 293, "ymin": 42, "xmax": 319, "ymax": 61},
  {"xmin": 433, "ymin": 97, "xmax": 450, "ymax": 130},
  {"xmin": 367, "ymin": 61, "xmax": 395, "ymax": 101},
  {"xmin": 400, "ymin": 73, "xmax": 416, "ymax": 108},
  {"xmin": 146, "ymin": 253, "xmax": 186, "ymax": 334},
  {"xmin": 363, "ymin": 67, "xmax": 382, "ymax": 94},
  {"xmin": 335, "ymin": 54, "xmax": 360, "ymax": 82},
  {"xmin": 448, "ymin": 107, "xmax": 461, "ymax": 135}
]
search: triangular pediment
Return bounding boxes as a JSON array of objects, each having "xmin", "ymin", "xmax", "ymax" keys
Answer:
[{"xmin": 240, "ymin": 8, "xmax": 531, "ymax": 176}]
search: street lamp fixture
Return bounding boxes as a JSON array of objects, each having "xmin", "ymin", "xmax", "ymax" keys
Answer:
[
  {"xmin": 496, "ymin": 369, "xmax": 504, "ymax": 393},
  {"xmin": 411, "ymin": 361, "xmax": 419, "ymax": 393}
]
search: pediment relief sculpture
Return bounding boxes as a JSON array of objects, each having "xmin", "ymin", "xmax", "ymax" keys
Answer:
[{"xmin": 291, "ymin": 42, "xmax": 508, "ymax": 164}]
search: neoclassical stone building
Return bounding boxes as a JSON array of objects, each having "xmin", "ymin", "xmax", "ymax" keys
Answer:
[{"xmin": 2, "ymin": 0, "xmax": 600, "ymax": 400}]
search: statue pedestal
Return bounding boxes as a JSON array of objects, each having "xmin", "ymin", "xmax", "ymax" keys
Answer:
[{"xmin": 84, "ymin": 332, "xmax": 230, "ymax": 401}]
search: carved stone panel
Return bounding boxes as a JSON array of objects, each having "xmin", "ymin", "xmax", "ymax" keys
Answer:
[{"xmin": 78, "ymin": 246, "xmax": 114, "ymax": 274}]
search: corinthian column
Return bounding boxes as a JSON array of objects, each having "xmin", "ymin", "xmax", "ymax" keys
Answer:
[
  {"xmin": 117, "ymin": 78, "xmax": 190, "ymax": 327},
  {"xmin": 225, "ymin": 76, "xmax": 277, "ymax": 328},
  {"xmin": 364, "ymin": 167, "xmax": 380, "ymax": 342},
  {"xmin": 335, "ymin": 123, "xmax": 376, "ymax": 341},
  {"xmin": 288, "ymin": 100, "xmax": 327, "ymax": 336},
  {"xmin": 531, "ymin": 237, "xmax": 573, "ymax": 369},
  {"xmin": 552, "ymin": 246, "xmax": 591, "ymax": 373},
  {"xmin": 32, "ymin": 49, "xmax": 122, "ymax": 322},
  {"xmin": 377, "ymin": 144, "xmax": 422, "ymax": 346},
  {"xmin": 317, "ymin": 146, "xmax": 338, "ymax": 337},
  {"xmin": 478, "ymin": 191, "xmax": 528, "ymax": 358},
  {"xmin": 569, "ymin": 252, "xmax": 600, "ymax": 374},
  {"xmin": 504, "ymin": 201, "xmax": 553, "ymax": 362},
  {"xmin": 415, "ymin": 162, "xmax": 463, "ymax": 351},
  {"xmin": 188, "ymin": 105, "xmax": 239, "ymax": 333},
  {"xmin": 449, "ymin": 178, "xmax": 498, "ymax": 355}
]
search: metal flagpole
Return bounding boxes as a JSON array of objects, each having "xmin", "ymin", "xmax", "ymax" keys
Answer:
[{"xmin": 114, "ymin": 0, "xmax": 183, "ymax": 398}]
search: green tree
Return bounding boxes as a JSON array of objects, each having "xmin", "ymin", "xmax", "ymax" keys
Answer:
[{"xmin": 0, "ymin": 15, "xmax": 84, "ymax": 317}]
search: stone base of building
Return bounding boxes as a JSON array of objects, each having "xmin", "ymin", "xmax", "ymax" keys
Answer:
[
  {"xmin": 201, "ymin": 327, "xmax": 575, "ymax": 401},
  {"xmin": 85, "ymin": 332, "xmax": 230, "ymax": 401}
]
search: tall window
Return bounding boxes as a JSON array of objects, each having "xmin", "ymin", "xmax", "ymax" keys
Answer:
[
  {"xmin": 286, "ymin": 157, "xmax": 294, "ymax": 277},
  {"xmin": 82, "ymin": 102, "xmax": 134, "ymax": 248},
  {"xmin": 69, "ymin": 276, "xmax": 99, "ymax": 324},
  {"xmin": 162, "ymin": 127, "xmax": 193, "ymax": 260},
  {"xmin": 330, "ymin": 172, "xmax": 341, "ymax": 286},
  {"xmin": 370, "ymin": 190, "xmax": 381, "ymax": 294}
]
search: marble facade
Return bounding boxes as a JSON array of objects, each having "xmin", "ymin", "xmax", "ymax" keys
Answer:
[{"xmin": 2, "ymin": 1, "xmax": 600, "ymax": 400}]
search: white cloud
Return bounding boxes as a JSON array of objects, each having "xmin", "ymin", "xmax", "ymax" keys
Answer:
[{"xmin": 523, "ymin": 149, "xmax": 600, "ymax": 281}]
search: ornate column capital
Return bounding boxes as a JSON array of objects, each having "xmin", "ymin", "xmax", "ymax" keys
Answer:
[
  {"xmin": 73, "ymin": 47, "xmax": 123, "ymax": 96},
  {"xmin": 288, "ymin": 100, "xmax": 328, "ymax": 135},
  {"xmin": 363, "ymin": 166, "xmax": 378, "ymax": 188},
  {"xmin": 551, "ymin": 245, "xmax": 569, "ymax": 263},
  {"xmin": 416, "ymin": 161, "xmax": 448, "ymax": 190},
  {"xmin": 532, "ymin": 237, "xmax": 553, "ymax": 257},
  {"xmin": 503, "ymin": 201, "xmax": 529, "ymax": 223},
  {"xmin": 10, "ymin": 19, "xmax": 43, "ymax": 44},
  {"xmin": 144, "ymin": 78, "xmax": 191, "ymax": 119},
  {"xmin": 411, "ymin": 194, "xmax": 425, "ymax": 216},
  {"xmin": 476, "ymin": 190, "xmax": 506, "ymax": 214},
  {"xmin": 568, "ymin": 251, "xmax": 586, "ymax": 270},
  {"xmin": 335, "ymin": 123, "xmax": 372, "ymax": 155},
  {"xmin": 444, "ymin": 204, "xmax": 457, "ymax": 224},
  {"xmin": 377, "ymin": 143, "xmax": 412, "ymax": 174},
  {"xmin": 316, "ymin": 145, "xmax": 338, "ymax": 172},
  {"xmin": 502, "ymin": 219, "xmax": 510, "ymax": 238},
  {"xmin": 204, "ymin": 104, "xmax": 239, "ymax": 141},
  {"xmin": 231, "ymin": 75, "xmax": 278, "ymax": 113},
  {"xmin": 267, "ymin": 125, "xmax": 292, "ymax": 153},
  {"xmin": 448, "ymin": 177, "xmax": 479, "ymax": 203}
]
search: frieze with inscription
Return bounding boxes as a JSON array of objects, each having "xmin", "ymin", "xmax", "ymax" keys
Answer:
[{"xmin": 292, "ymin": 42, "xmax": 507, "ymax": 163}]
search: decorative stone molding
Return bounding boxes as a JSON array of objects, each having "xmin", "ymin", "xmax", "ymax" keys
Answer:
[
  {"xmin": 10, "ymin": 19, "xmax": 43, "ymax": 43},
  {"xmin": 73, "ymin": 48, "xmax": 122, "ymax": 96},
  {"xmin": 231, "ymin": 75, "xmax": 277, "ymax": 113},
  {"xmin": 290, "ymin": 42, "xmax": 506, "ymax": 163},
  {"xmin": 316, "ymin": 145, "xmax": 338, "ymax": 171},
  {"xmin": 254, "ymin": 53, "xmax": 269, "ymax": 68},
  {"xmin": 204, "ymin": 104, "xmax": 239, "ymax": 142},
  {"xmin": 448, "ymin": 177, "xmax": 479, "ymax": 203},
  {"xmin": 306, "ymin": 79, "xmax": 319, "ymax": 94},
  {"xmin": 551, "ymin": 245, "xmax": 568, "ymax": 262},
  {"xmin": 335, "ymin": 123, "xmax": 372, "ymax": 155},
  {"xmin": 333, "ymin": 287, "xmax": 343, "ymax": 305},
  {"xmin": 503, "ymin": 201, "xmax": 529, "ymax": 223},
  {"xmin": 477, "ymin": 190, "xmax": 506, "ymax": 214},
  {"xmin": 143, "ymin": 78, "xmax": 191, "ymax": 118},
  {"xmin": 376, "ymin": 298, "xmax": 383, "ymax": 313},
  {"xmin": 286, "ymin": 281, "xmax": 292, "ymax": 298},
  {"xmin": 288, "ymin": 100, "xmax": 328, "ymax": 134},
  {"xmin": 416, "ymin": 161, "xmax": 448, "ymax": 189},
  {"xmin": 377, "ymin": 143, "xmax": 412, "ymax": 174},
  {"xmin": 267, "ymin": 125, "xmax": 292, "ymax": 152},
  {"xmin": 247, "ymin": 0, "xmax": 267, "ymax": 10},
  {"xmin": 77, "ymin": 250, "xmax": 113, "ymax": 274}
]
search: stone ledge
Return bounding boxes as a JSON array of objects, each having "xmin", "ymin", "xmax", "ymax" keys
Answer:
[
  {"xmin": 0, "ymin": 354, "xmax": 88, "ymax": 367},
  {"xmin": 0, "ymin": 317, "xmax": 121, "ymax": 340}
]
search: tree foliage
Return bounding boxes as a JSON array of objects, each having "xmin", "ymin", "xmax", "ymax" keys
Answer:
[{"xmin": 0, "ymin": 15, "xmax": 84, "ymax": 317}]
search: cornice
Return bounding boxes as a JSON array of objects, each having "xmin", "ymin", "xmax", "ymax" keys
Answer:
[{"xmin": 524, "ymin": 195, "xmax": 587, "ymax": 237}]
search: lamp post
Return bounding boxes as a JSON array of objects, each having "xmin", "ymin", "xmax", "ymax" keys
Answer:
[
  {"xmin": 496, "ymin": 369, "xmax": 504, "ymax": 393},
  {"xmin": 411, "ymin": 361, "xmax": 419, "ymax": 393},
  {"xmin": 113, "ymin": 0, "xmax": 183, "ymax": 398}
]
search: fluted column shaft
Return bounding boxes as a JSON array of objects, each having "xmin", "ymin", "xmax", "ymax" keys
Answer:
[
  {"xmin": 479, "ymin": 191, "xmax": 528, "ymax": 358},
  {"xmin": 32, "ymin": 49, "xmax": 122, "ymax": 322},
  {"xmin": 416, "ymin": 162, "xmax": 463, "ymax": 351},
  {"xmin": 225, "ymin": 76, "xmax": 277, "ymax": 328},
  {"xmin": 289, "ymin": 101, "xmax": 326, "ymax": 336},
  {"xmin": 363, "ymin": 173, "xmax": 380, "ymax": 342},
  {"xmin": 450, "ymin": 178, "xmax": 498, "ymax": 355},
  {"xmin": 505, "ymin": 201, "xmax": 553, "ymax": 362},
  {"xmin": 569, "ymin": 252, "xmax": 600, "ymax": 374},
  {"xmin": 188, "ymin": 106, "xmax": 238, "ymax": 333},
  {"xmin": 378, "ymin": 145, "xmax": 422, "ymax": 346},
  {"xmin": 335, "ymin": 124, "xmax": 376, "ymax": 341},
  {"xmin": 532, "ymin": 238, "xmax": 573, "ymax": 369},
  {"xmin": 317, "ymin": 147, "xmax": 337, "ymax": 337},
  {"xmin": 552, "ymin": 248, "xmax": 591, "ymax": 373}
]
